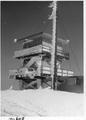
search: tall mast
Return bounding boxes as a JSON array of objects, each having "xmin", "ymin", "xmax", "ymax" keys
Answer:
[{"xmin": 49, "ymin": 1, "xmax": 58, "ymax": 89}]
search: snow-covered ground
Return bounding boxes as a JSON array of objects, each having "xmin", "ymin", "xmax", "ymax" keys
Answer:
[{"xmin": 1, "ymin": 88, "xmax": 84, "ymax": 116}]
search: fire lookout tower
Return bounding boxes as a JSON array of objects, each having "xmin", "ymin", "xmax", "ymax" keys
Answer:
[{"xmin": 9, "ymin": 32, "xmax": 73, "ymax": 89}]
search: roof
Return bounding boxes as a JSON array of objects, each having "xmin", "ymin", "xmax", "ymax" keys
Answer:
[
  {"xmin": 15, "ymin": 32, "xmax": 69, "ymax": 45},
  {"xmin": 15, "ymin": 32, "xmax": 51, "ymax": 43}
]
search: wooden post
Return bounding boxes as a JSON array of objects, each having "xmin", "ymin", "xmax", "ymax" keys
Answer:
[
  {"xmin": 49, "ymin": 1, "xmax": 58, "ymax": 89},
  {"xmin": 53, "ymin": 2, "xmax": 58, "ymax": 90}
]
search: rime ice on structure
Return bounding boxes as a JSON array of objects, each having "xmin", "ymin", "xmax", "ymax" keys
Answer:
[{"xmin": 9, "ymin": 31, "xmax": 73, "ymax": 89}]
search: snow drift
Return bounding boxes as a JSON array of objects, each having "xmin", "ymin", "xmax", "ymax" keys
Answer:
[{"xmin": 1, "ymin": 88, "xmax": 84, "ymax": 116}]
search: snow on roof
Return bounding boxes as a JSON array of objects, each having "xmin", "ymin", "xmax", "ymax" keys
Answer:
[{"xmin": 15, "ymin": 32, "xmax": 68, "ymax": 45}]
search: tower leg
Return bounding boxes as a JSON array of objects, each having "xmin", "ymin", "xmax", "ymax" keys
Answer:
[
  {"xmin": 36, "ymin": 79, "xmax": 41, "ymax": 89},
  {"xmin": 18, "ymin": 80, "xmax": 24, "ymax": 90}
]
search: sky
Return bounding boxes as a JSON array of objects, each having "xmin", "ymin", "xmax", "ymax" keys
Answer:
[{"xmin": 1, "ymin": 1, "xmax": 83, "ymax": 90}]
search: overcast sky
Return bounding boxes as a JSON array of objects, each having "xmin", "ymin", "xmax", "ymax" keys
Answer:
[{"xmin": 1, "ymin": 1, "xmax": 83, "ymax": 90}]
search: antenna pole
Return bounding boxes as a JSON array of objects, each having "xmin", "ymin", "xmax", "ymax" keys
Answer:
[
  {"xmin": 48, "ymin": 1, "xmax": 58, "ymax": 90},
  {"xmin": 53, "ymin": 1, "xmax": 58, "ymax": 90},
  {"xmin": 49, "ymin": 1, "xmax": 58, "ymax": 89}
]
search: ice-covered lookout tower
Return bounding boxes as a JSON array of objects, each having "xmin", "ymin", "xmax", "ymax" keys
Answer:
[{"xmin": 9, "ymin": 32, "xmax": 73, "ymax": 89}]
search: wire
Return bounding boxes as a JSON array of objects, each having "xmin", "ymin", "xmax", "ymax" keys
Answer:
[
  {"xmin": 56, "ymin": 2, "xmax": 81, "ymax": 75},
  {"xmin": 40, "ymin": 2, "xmax": 81, "ymax": 75},
  {"xmin": 42, "ymin": 20, "xmax": 51, "ymax": 33},
  {"xmin": 59, "ymin": 16, "xmax": 81, "ymax": 75},
  {"xmin": 69, "ymin": 43, "xmax": 81, "ymax": 75}
]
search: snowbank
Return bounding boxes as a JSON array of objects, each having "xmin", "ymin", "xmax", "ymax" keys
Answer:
[{"xmin": 1, "ymin": 88, "xmax": 84, "ymax": 116}]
